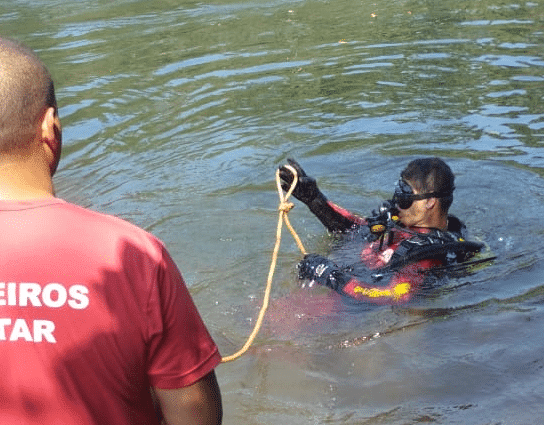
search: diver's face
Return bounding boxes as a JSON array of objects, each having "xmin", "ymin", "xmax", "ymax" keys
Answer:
[{"xmin": 395, "ymin": 180, "xmax": 429, "ymax": 228}]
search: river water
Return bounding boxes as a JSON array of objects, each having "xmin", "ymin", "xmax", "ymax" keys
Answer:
[{"xmin": 3, "ymin": 0, "xmax": 544, "ymax": 423}]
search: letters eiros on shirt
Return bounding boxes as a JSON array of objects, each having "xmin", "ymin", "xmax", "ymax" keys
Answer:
[{"xmin": 0, "ymin": 282, "xmax": 89, "ymax": 344}]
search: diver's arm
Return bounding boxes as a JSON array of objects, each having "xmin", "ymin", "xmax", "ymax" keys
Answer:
[
  {"xmin": 298, "ymin": 254, "xmax": 434, "ymax": 304},
  {"xmin": 279, "ymin": 158, "xmax": 365, "ymax": 232},
  {"xmin": 306, "ymin": 192, "xmax": 365, "ymax": 232}
]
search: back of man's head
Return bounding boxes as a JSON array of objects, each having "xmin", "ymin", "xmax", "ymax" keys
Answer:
[
  {"xmin": 0, "ymin": 37, "xmax": 57, "ymax": 154},
  {"xmin": 401, "ymin": 157, "xmax": 455, "ymax": 213}
]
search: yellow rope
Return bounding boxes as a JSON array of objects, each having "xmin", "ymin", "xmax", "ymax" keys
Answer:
[{"xmin": 221, "ymin": 165, "xmax": 306, "ymax": 363}]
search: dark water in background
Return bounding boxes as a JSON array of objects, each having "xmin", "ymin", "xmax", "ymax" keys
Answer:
[{"xmin": 2, "ymin": 0, "xmax": 544, "ymax": 423}]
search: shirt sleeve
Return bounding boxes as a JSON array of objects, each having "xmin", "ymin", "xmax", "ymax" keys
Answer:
[{"xmin": 146, "ymin": 246, "xmax": 221, "ymax": 389}]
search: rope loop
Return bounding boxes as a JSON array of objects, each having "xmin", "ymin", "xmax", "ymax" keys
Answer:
[{"xmin": 221, "ymin": 164, "xmax": 306, "ymax": 363}]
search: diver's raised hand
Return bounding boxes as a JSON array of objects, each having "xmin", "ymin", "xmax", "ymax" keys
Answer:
[{"xmin": 278, "ymin": 158, "xmax": 320, "ymax": 205}]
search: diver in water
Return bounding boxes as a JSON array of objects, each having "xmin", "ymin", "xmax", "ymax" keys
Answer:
[{"xmin": 279, "ymin": 157, "xmax": 484, "ymax": 304}]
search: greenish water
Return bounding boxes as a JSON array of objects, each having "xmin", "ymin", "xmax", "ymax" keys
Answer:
[{"xmin": 2, "ymin": 0, "xmax": 544, "ymax": 423}]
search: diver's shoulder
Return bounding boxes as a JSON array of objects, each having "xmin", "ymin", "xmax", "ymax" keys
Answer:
[{"xmin": 446, "ymin": 214, "xmax": 466, "ymax": 235}]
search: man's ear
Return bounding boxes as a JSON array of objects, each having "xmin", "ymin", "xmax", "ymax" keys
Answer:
[
  {"xmin": 425, "ymin": 197, "xmax": 437, "ymax": 210},
  {"xmin": 40, "ymin": 107, "xmax": 62, "ymax": 175}
]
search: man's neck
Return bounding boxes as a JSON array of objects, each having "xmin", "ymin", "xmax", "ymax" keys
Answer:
[
  {"xmin": 409, "ymin": 214, "xmax": 448, "ymax": 232},
  {"xmin": 0, "ymin": 158, "xmax": 55, "ymax": 200},
  {"xmin": 423, "ymin": 215, "xmax": 448, "ymax": 231}
]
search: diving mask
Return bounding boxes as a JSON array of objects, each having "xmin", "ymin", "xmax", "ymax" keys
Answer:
[{"xmin": 392, "ymin": 179, "xmax": 453, "ymax": 210}]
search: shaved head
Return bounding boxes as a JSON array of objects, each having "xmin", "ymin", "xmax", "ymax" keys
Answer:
[
  {"xmin": 0, "ymin": 37, "xmax": 57, "ymax": 153},
  {"xmin": 401, "ymin": 157, "xmax": 455, "ymax": 213}
]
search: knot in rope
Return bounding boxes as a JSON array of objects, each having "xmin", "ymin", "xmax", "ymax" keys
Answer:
[
  {"xmin": 221, "ymin": 163, "xmax": 306, "ymax": 363},
  {"xmin": 279, "ymin": 200, "xmax": 294, "ymax": 213}
]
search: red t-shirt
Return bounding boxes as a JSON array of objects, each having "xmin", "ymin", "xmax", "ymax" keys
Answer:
[{"xmin": 0, "ymin": 199, "xmax": 221, "ymax": 424}]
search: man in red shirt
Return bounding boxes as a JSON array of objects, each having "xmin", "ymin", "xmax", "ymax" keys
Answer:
[
  {"xmin": 0, "ymin": 37, "xmax": 222, "ymax": 424},
  {"xmin": 279, "ymin": 158, "xmax": 483, "ymax": 304}
]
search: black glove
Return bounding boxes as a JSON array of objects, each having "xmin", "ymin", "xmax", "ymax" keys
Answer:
[
  {"xmin": 297, "ymin": 253, "xmax": 340, "ymax": 289},
  {"xmin": 278, "ymin": 158, "xmax": 320, "ymax": 205}
]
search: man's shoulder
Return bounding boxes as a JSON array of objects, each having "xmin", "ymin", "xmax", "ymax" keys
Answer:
[
  {"xmin": 446, "ymin": 214, "xmax": 466, "ymax": 235},
  {"xmin": 58, "ymin": 200, "xmax": 146, "ymax": 229},
  {"xmin": 55, "ymin": 200, "xmax": 166, "ymax": 253}
]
